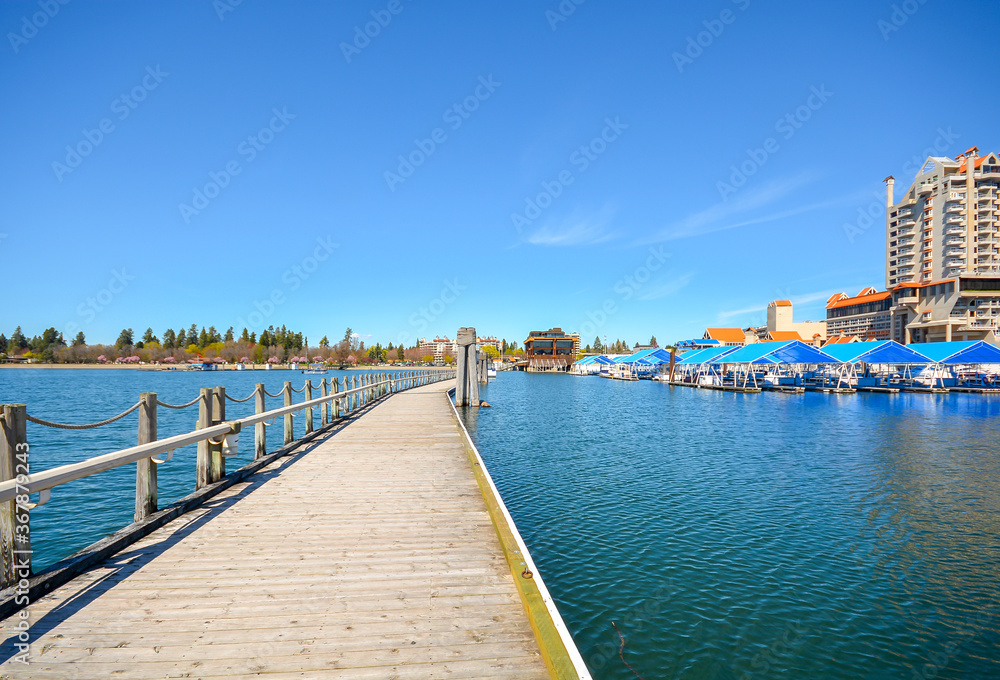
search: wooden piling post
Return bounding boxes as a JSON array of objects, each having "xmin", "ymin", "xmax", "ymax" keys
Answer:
[
  {"xmin": 321, "ymin": 379, "xmax": 329, "ymax": 426},
  {"xmin": 283, "ymin": 381, "xmax": 293, "ymax": 445},
  {"xmin": 195, "ymin": 388, "xmax": 213, "ymax": 490},
  {"xmin": 304, "ymin": 381, "xmax": 314, "ymax": 434},
  {"xmin": 0, "ymin": 404, "xmax": 28, "ymax": 588},
  {"xmin": 210, "ymin": 387, "xmax": 226, "ymax": 483},
  {"xmin": 332, "ymin": 377, "xmax": 341, "ymax": 419},
  {"xmin": 455, "ymin": 328, "xmax": 480, "ymax": 406},
  {"xmin": 254, "ymin": 383, "xmax": 266, "ymax": 459},
  {"xmin": 134, "ymin": 392, "xmax": 157, "ymax": 522}
]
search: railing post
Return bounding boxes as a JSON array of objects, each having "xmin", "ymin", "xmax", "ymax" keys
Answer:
[
  {"xmin": 304, "ymin": 381, "xmax": 314, "ymax": 434},
  {"xmin": 283, "ymin": 381, "xmax": 293, "ymax": 445},
  {"xmin": 210, "ymin": 386, "xmax": 226, "ymax": 483},
  {"xmin": 321, "ymin": 378, "xmax": 329, "ymax": 426},
  {"xmin": 134, "ymin": 392, "xmax": 157, "ymax": 522},
  {"xmin": 254, "ymin": 383, "xmax": 266, "ymax": 459},
  {"xmin": 333, "ymin": 377, "xmax": 341, "ymax": 419},
  {"xmin": 196, "ymin": 388, "xmax": 213, "ymax": 490},
  {"xmin": 1, "ymin": 404, "xmax": 28, "ymax": 588}
]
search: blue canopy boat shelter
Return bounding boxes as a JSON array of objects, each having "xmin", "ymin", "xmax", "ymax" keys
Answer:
[
  {"xmin": 820, "ymin": 340, "xmax": 932, "ymax": 391},
  {"xmin": 707, "ymin": 341, "xmax": 845, "ymax": 391},
  {"xmin": 915, "ymin": 341, "xmax": 1000, "ymax": 390}
]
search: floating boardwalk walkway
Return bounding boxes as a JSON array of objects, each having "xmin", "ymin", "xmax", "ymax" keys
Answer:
[{"xmin": 0, "ymin": 378, "xmax": 588, "ymax": 679}]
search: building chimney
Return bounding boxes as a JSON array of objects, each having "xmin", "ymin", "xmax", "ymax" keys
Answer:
[{"xmin": 884, "ymin": 175, "xmax": 895, "ymax": 210}]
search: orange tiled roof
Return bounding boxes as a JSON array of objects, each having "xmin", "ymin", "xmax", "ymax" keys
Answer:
[
  {"xmin": 891, "ymin": 278, "xmax": 955, "ymax": 291},
  {"xmin": 768, "ymin": 331, "xmax": 803, "ymax": 341},
  {"xmin": 955, "ymin": 148, "xmax": 998, "ymax": 172},
  {"xmin": 826, "ymin": 288, "xmax": 891, "ymax": 309},
  {"xmin": 823, "ymin": 335, "xmax": 860, "ymax": 346},
  {"xmin": 828, "ymin": 291, "xmax": 891, "ymax": 309},
  {"xmin": 704, "ymin": 328, "xmax": 747, "ymax": 342},
  {"xmin": 769, "ymin": 300, "xmax": 792, "ymax": 307}
]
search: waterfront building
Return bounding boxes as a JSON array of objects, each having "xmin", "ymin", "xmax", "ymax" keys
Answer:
[
  {"xmin": 889, "ymin": 278, "xmax": 1000, "ymax": 343},
  {"xmin": 418, "ymin": 337, "xmax": 457, "ymax": 362},
  {"xmin": 825, "ymin": 288, "xmax": 893, "ymax": 341},
  {"xmin": 885, "ymin": 146, "xmax": 1000, "ymax": 288},
  {"xmin": 702, "ymin": 328, "xmax": 755, "ymax": 346},
  {"xmin": 766, "ymin": 300, "xmax": 827, "ymax": 343},
  {"xmin": 477, "ymin": 336, "xmax": 501, "ymax": 353},
  {"xmin": 883, "ymin": 146, "xmax": 1000, "ymax": 342},
  {"xmin": 524, "ymin": 328, "xmax": 579, "ymax": 371}
]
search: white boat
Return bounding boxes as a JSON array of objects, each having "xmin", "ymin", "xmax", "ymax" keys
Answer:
[
  {"xmin": 302, "ymin": 363, "xmax": 328, "ymax": 375},
  {"xmin": 487, "ymin": 360, "xmax": 497, "ymax": 379}
]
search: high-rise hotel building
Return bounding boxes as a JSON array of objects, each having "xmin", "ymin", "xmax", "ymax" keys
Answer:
[{"xmin": 884, "ymin": 147, "xmax": 1000, "ymax": 343}]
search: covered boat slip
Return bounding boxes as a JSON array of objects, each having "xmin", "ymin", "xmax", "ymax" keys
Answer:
[{"xmin": 635, "ymin": 340, "xmax": 1000, "ymax": 395}]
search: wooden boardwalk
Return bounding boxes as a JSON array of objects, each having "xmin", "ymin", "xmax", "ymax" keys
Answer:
[{"xmin": 0, "ymin": 381, "xmax": 551, "ymax": 679}]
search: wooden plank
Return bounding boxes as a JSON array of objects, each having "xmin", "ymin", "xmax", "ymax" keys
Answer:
[{"xmin": 0, "ymin": 381, "xmax": 553, "ymax": 680}]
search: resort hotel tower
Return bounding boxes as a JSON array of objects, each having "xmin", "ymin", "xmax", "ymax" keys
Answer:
[{"xmin": 884, "ymin": 146, "xmax": 1000, "ymax": 343}]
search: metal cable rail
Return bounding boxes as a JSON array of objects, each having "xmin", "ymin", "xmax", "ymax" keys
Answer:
[{"xmin": 0, "ymin": 371, "xmax": 455, "ymax": 505}]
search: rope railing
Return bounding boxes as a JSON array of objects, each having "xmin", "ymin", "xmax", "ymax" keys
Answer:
[
  {"xmin": 25, "ymin": 401, "xmax": 143, "ymax": 430},
  {"xmin": 224, "ymin": 390, "xmax": 257, "ymax": 403},
  {"xmin": 288, "ymin": 385, "xmax": 305, "ymax": 393},
  {"xmin": 156, "ymin": 396, "xmax": 202, "ymax": 410},
  {"xmin": 263, "ymin": 388, "xmax": 284, "ymax": 398}
]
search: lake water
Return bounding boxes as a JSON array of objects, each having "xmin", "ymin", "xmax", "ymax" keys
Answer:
[
  {"xmin": 2, "ymin": 368, "xmax": 999, "ymax": 679},
  {"xmin": 459, "ymin": 372, "xmax": 1000, "ymax": 680}
]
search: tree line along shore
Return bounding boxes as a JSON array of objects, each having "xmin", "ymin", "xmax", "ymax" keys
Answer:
[{"xmin": 1, "ymin": 325, "xmax": 524, "ymax": 366}]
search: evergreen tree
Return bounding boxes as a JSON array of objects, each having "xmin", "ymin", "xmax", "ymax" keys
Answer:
[
  {"xmin": 249, "ymin": 331, "xmax": 257, "ymax": 344},
  {"xmin": 650, "ymin": 335, "xmax": 658, "ymax": 347},
  {"xmin": 198, "ymin": 327, "xmax": 210, "ymax": 347},
  {"xmin": 142, "ymin": 328, "xmax": 159, "ymax": 345},
  {"xmin": 9, "ymin": 326, "xmax": 27, "ymax": 351},
  {"xmin": 319, "ymin": 335, "xmax": 329, "ymax": 348},
  {"xmin": 116, "ymin": 328, "xmax": 134, "ymax": 349},
  {"xmin": 208, "ymin": 326, "xmax": 220, "ymax": 343},
  {"xmin": 397, "ymin": 345, "xmax": 404, "ymax": 361},
  {"xmin": 162, "ymin": 329, "xmax": 176, "ymax": 349},
  {"xmin": 0, "ymin": 334, "xmax": 7, "ymax": 351},
  {"xmin": 260, "ymin": 329, "xmax": 272, "ymax": 346},
  {"xmin": 593, "ymin": 336, "xmax": 604, "ymax": 353},
  {"xmin": 584, "ymin": 344, "xmax": 592, "ymax": 353},
  {"xmin": 73, "ymin": 331, "xmax": 86, "ymax": 346},
  {"xmin": 240, "ymin": 328, "xmax": 250, "ymax": 342},
  {"xmin": 224, "ymin": 327, "xmax": 234, "ymax": 343},
  {"xmin": 176, "ymin": 329, "xmax": 187, "ymax": 348},
  {"xmin": 187, "ymin": 324, "xmax": 199, "ymax": 344}
]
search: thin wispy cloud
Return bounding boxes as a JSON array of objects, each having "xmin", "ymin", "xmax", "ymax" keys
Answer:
[
  {"xmin": 525, "ymin": 204, "xmax": 618, "ymax": 247},
  {"xmin": 637, "ymin": 272, "xmax": 696, "ymax": 301},
  {"xmin": 639, "ymin": 174, "xmax": 863, "ymax": 245}
]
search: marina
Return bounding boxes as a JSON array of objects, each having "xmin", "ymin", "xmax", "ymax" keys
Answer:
[{"xmin": 573, "ymin": 339, "xmax": 1000, "ymax": 395}]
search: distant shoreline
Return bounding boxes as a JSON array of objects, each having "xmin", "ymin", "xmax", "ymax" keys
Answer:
[{"xmin": 0, "ymin": 364, "xmax": 450, "ymax": 371}]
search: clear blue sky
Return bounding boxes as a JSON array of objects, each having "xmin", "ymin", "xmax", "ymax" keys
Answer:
[{"xmin": 2, "ymin": 0, "xmax": 998, "ymax": 348}]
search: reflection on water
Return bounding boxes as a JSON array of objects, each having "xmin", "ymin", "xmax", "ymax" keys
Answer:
[{"xmin": 460, "ymin": 372, "xmax": 1000, "ymax": 680}]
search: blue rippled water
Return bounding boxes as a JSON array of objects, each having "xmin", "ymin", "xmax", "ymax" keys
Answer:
[
  {"xmin": 0, "ymin": 367, "xmax": 385, "ymax": 572},
  {"xmin": 459, "ymin": 372, "xmax": 1000, "ymax": 680}
]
